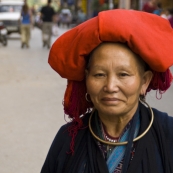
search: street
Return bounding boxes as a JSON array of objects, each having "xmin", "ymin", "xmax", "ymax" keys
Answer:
[
  {"xmin": 0, "ymin": 27, "xmax": 173, "ymax": 173},
  {"xmin": 0, "ymin": 27, "xmax": 68, "ymax": 173}
]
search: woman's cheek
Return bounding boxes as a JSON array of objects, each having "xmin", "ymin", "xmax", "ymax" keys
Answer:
[{"xmin": 87, "ymin": 78, "xmax": 100, "ymax": 96}]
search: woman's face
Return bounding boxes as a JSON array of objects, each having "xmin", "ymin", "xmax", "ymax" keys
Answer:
[{"xmin": 86, "ymin": 43, "xmax": 152, "ymax": 118}]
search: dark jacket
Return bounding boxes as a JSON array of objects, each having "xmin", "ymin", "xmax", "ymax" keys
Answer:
[{"xmin": 41, "ymin": 104, "xmax": 173, "ymax": 173}]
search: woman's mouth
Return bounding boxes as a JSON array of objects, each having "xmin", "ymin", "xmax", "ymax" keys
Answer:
[{"xmin": 101, "ymin": 97, "xmax": 121, "ymax": 105}]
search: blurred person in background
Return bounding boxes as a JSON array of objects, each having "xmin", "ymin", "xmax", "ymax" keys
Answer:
[
  {"xmin": 59, "ymin": 8, "xmax": 72, "ymax": 28},
  {"xmin": 160, "ymin": 8, "xmax": 170, "ymax": 19},
  {"xmin": 168, "ymin": 9, "xmax": 173, "ymax": 28},
  {"xmin": 153, "ymin": 2, "xmax": 162, "ymax": 16},
  {"xmin": 142, "ymin": 0, "xmax": 158, "ymax": 13},
  {"xmin": 20, "ymin": 3, "xmax": 32, "ymax": 48},
  {"xmin": 52, "ymin": 13, "xmax": 59, "ymax": 36},
  {"xmin": 40, "ymin": 0, "xmax": 55, "ymax": 49},
  {"xmin": 34, "ymin": 12, "xmax": 42, "ymax": 29},
  {"xmin": 77, "ymin": 8, "xmax": 86, "ymax": 25},
  {"xmin": 30, "ymin": 5, "xmax": 36, "ymax": 27}
]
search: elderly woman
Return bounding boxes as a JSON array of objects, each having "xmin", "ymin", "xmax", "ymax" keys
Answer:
[{"xmin": 41, "ymin": 10, "xmax": 173, "ymax": 173}]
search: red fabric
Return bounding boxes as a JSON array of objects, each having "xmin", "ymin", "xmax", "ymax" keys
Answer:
[
  {"xmin": 98, "ymin": 11, "xmax": 173, "ymax": 72},
  {"xmin": 49, "ymin": 9, "xmax": 173, "ymax": 82},
  {"xmin": 49, "ymin": 17, "xmax": 101, "ymax": 81}
]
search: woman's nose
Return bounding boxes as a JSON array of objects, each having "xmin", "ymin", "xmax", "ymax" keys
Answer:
[{"xmin": 103, "ymin": 76, "xmax": 119, "ymax": 92}]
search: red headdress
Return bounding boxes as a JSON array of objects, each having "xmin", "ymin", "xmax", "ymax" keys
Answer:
[{"xmin": 49, "ymin": 9, "xmax": 173, "ymax": 153}]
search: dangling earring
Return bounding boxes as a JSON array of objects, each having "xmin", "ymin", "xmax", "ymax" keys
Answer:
[
  {"xmin": 85, "ymin": 93, "xmax": 91, "ymax": 102},
  {"xmin": 140, "ymin": 93, "xmax": 146, "ymax": 102}
]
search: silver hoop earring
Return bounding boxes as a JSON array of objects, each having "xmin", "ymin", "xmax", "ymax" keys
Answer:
[{"xmin": 85, "ymin": 93, "xmax": 91, "ymax": 102}]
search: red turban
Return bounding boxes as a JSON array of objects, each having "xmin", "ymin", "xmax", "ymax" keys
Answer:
[{"xmin": 49, "ymin": 9, "xmax": 173, "ymax": 118}]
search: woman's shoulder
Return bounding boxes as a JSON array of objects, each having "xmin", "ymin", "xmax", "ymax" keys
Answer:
[
  {"xmin": 152, "ymin": 108, "xmax": 173, "ymax": 136},
  {"xmin": 53, "ymin": 113, "xmax": 91, "ymax": 145},
  {"xmin": 41, "ymin": 113, "xmax": 91, "ymax": 172},
  {"xmin": 152, "ymin": 108, "xmax": 173, "ymax": 121},
  {"xmin": 44, "ymin": 113, "xmax": 90, "ymax": 159}
]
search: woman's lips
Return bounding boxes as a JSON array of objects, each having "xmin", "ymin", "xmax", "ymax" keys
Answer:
[
  {"xmin": 101, "ymin": 97, "xmax": 120, "ymax": 101},
  {"xmin": 101, "ymin": 97, "xmax": 122, "ymax": 105}
]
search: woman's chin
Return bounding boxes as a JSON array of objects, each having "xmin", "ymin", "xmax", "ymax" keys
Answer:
[{"xmin": 97, "ymin": 106, "xmax": 126, "ymax": 117}]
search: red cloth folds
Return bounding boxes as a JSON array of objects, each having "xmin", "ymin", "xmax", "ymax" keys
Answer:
[
  {"xmin": 98, "ymin": 10, "xmax": 173, "ymax": 72},
  {"xmin": 48, "ymin": 17, "xmax": 101, "ymax": 81},
  {"xmin": 49, "ymin": 10, "xmax": 173, "ymax": 82}
]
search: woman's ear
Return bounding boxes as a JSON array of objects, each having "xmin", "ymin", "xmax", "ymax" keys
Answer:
[{"xmin": 140, "ymin": 71, "xmax": 153, "ymax": 95}]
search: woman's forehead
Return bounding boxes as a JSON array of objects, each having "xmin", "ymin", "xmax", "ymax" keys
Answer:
[
  {"xmin": 87, "ymin": 42, "xmax": 147, "ymax": 74},
  {"xmin": 91, "ymin": 43, "xmax": 136, "ymax": 58},
  {"xmin": 90, "ymin": 43, "xmax": 139, "ymax": 64}
]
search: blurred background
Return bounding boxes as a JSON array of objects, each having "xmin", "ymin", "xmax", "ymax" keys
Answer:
[{"xmin": 0, "ymin": 0, "xmax": 173, "ymax": 173}]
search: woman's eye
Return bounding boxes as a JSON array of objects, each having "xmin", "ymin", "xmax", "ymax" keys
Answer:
[
  {"xmin": 94, "ymin": 73, "xmax": 105, "ymax": 77},
  {"xmin": 119, "ymin": 73, "xmax": 129, "ymax": 77}
]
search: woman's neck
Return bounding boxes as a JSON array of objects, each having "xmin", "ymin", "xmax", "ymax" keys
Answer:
[{"xmin": 99, "ymin": 115, "xmax": 132, "ymax": 137}]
